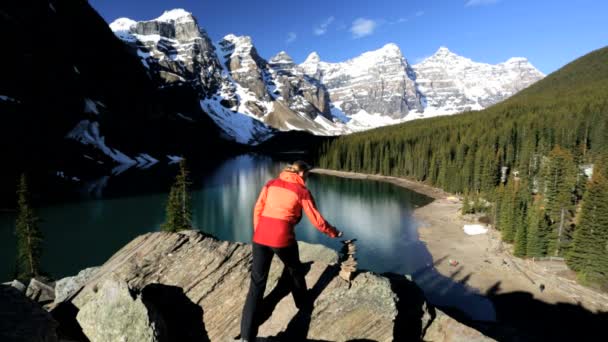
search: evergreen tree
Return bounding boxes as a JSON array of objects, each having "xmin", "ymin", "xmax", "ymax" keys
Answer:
[
  {"xmin": 499, "ymin": 181, "xmax": 517, "ymax": 242},
  {"xmin": 567, "ymin": 161, "xmax": 608, "ymax": 286},
  {"xmin": 541, "ymin": 146, "xmax": 577, "ymax": 256},
  {"xmin": 15, "ymin": 174, "xmax": 43, "ymax": 282},
  {"xmin": 526, "ymin": 198, "xmax": 548, "ymax": 257},
  {"xmin": 161, "ymin": 159, "xmax": 193, "ymax": 232}
]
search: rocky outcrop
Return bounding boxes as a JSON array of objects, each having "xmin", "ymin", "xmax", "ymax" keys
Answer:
[
  {"xmin": 57, "ymin": 230, "xmax": 495, "ymax": 341},
  {"xmin": 0, "ymin": 285, "xmax": 58, "ymax": 342},
  {"xmin": 25, "ymin": 279, "xmax": 55, "ymax": 305},
  {"xmin": 2, "ymin": 280, "xmax": 26, "ymax": 293},
  {"xmin": 68, "ymin": 231, "xmax": 397, "ymax": 340},
  {"xmin": 53, "ymin": 267, "xmax": 99, "ymax": 305},
  {"xmin": 110, "ymin": 10, "xmax": 224, "ymax": 97},
  {"xmin": 76, "ymin": 277, "xmax": 165, "ymax": 342}
]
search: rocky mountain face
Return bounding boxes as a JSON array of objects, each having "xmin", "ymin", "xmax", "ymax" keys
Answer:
[
  {"xmin": 109, "ymin": 9, "xmax": 544, "ymax": 144},
  {"xmin": 300, "ymin": 43, "xmax": 424, "ymax": 120},
  {"xmin": 411, "ymin": 47, "xmax": 546, "ymax": 118},
  {"xmin": 111, "ymin": 11, "xmax": 346, "ymax": 144}
]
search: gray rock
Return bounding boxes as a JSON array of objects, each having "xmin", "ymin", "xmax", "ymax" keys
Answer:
[
  {"xmin": 2, "ymin": 280, "xmax": 26, "ymax": 293},
  {"xmin": 0, "ymin": 284, "xmax": 59, "ymax": 342},
  {"xmin": 26, "ymin": 278, "xmax": 55, "ymax": 304},
  {"xmin": 424, "ymin": 309, "xmax": 497, "ymax": 342},
  {"xmin": 297, "ymin": 241, "xmax": 338, "ymax": 264},
  {"xmin": 70, "ymin": 230, "xmax": 496, "ymax": 341},
  {"xmin": 76, "ymin": 277, "xmax": 165, "ymax": 342},
  {"xmin": 71, "ymin": 231, "xmax": 398, "ymax": 340},
  {"xmin": 54, "ymin": 267, "xmax": 99, "ymax": 304}
]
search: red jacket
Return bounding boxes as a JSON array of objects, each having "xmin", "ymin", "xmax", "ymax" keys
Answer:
[{"xmin": 252, "ymin": 171, "xmax": 339, "ymax": 248}]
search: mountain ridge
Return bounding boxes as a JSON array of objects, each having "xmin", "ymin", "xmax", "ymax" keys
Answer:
[{"xmin": 108, "ymin": 8, "xmax": 544, "ymax": 143}]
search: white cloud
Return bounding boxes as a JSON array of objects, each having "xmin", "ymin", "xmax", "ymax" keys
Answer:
[
  {"xmin": 286, "ymin": 32, "xmax": 297, "ymax": 44},
  {"xmin": 465, "ymin": 0, "xmax": 500, "ymax": 6},
  {"xmin": 350, "ymin": 18, "xmax": 377, "ymax": 39},
  {"xmin": 415, "ymin": 11, "xmax": 425, "ymax": 17},
  {"xmin": 313, "ymin": 16, "xmax": 335, "ymax": 36}
]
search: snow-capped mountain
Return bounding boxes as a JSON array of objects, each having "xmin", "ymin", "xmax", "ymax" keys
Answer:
[
  {"xmin": 109, "ymin": 9, "xmax": 545, "ymax": 144},
  {"xmin": 411, "ymin": 47, "xmax": 545, "ymax": 118},
  {"xmin": 110, "ymin": 10, "xmax": 349, "ymax": 144},
  {"xmin": 300, "ymin": 43, "xmax": 424, "ymax": 119}
]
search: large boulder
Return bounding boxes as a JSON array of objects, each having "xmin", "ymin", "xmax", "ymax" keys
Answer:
[
  {"xmin": 76, "ymin": 277, "xmax": 165, "ymax": 342},
  {"xmin": 71, "ymin": 231, "xmax": 399, "ymax": 340},
  {"xmin": 53, "ymin": 266, "xmax": 99, "ymax": 304},
  {"xmin": 2, "ymin": 280, "xmax": 26, "ymax": 293},
  {"xmin": 25, "ymin": 279, "xmax": 55, "ymax": 304},
  {"xmin": 0, "ymin": 285, "xmax": 58, "ymax": 342}
]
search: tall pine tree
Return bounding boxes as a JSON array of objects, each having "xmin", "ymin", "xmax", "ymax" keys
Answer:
[
  {"xmin": 15, "ymin": 174, "xmax": 44, "ymax": 282},
  {"xmin": 541, "ymin": 146, "xmax": 577, "ymax": 256},
  {"xmin": 526, "ymin": 198, "xmax": 548, "ymax": 257},
  {"xmin": 161, "ymin": 159, "xmax": 193, "ymax": 232},
  {"xmin": 567, "ymin": 161, "xmax": 608, "ymax": 287}
]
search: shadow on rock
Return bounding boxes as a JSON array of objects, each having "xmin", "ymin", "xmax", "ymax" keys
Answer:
[
  {"xmin": 272, "ymin": 265, "xmax": 339, "ymax": 341},
  {"xmin": 50, "ymin": 301, "xmax": 89, "ymax": 341},
  {"xmin": 470, "ymin": 281, "xmax": 608, "ymax": 342},
  {"xmin": 141, "ymin": 283, "xmax": 209, "ymax": 342},
  {"xmin": 256, "ymin": 262, "xmax": 314, "ymax": 329},
  {"xmin": 385, "ymin": 273, "xmax": 436, "ymax": 341}
]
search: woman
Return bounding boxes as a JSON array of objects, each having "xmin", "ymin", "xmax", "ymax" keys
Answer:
[{"xmin": 240, "ymin": 160, "xmax": 342, "ymax": 341}]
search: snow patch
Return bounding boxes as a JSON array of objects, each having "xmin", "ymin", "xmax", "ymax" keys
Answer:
[
  {"xmin": 84, "ymin": 98, "xmax": 99, "ymax": 115},
  {"xmin": 167, "ymin": 155, "xmax": 184, "ymax": 164},
  {"xmin": 155, "ymin": 9, "xmax": 194, "ymax": 23},
  {"xmin": 66, "ymin": 120, "xmax": 136, "ymax": 165},
  {"xmin": 463, "ymin": 224, "xmax": 488, "ymax": 235},
  {"xmin": 0, "ymin": 95, "xmax": 19, "ymax": 103},
  {"xmin": 200, "ymin": 98, "xmax": 273, "ymax": 145},
  {"xmin": 135, "ymin": 153, "xmax": 159, "ymax": 169}
]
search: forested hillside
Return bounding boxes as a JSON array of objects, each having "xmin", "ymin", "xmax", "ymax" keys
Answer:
[{"xmin": 315, "ymin": 46, "xmax": 608, "ymax": 289}]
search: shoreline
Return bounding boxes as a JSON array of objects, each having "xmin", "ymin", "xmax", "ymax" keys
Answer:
[{"xmin": 312, "ymin": 168, "xmax": 608, "ymax": 313}]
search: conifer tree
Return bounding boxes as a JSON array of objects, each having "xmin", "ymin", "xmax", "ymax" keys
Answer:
[
  {"xmin": 526, "ymin": 199, "xmax": 548, "ymax": 257},
  {"xmin": 567, "ymin": 161, "xmax": 608, "ymax": 285},
  {"xmin": 161, "ymin": 159, "xmax": 193, "ymax": 232},
  {"xmin": 499, "ymin": 181, "xmax": 517, "ymax": 242},
  {"xmin": 541, "ymin": 146, "xmax": 577, "ymax": 256},
  {"xmin": 15, "ymin": 174, "xmax": 43, "ymax": 282}
]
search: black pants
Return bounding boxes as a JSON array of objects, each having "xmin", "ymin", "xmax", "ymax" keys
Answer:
[{"xmin": 240, "ymin": 242, "xmax": 308, "ymax": 340}]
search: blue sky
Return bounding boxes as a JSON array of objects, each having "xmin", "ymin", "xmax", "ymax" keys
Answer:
[{"xmin": 89, "ymin": 0, "xmax": 607, "ymax": 74}]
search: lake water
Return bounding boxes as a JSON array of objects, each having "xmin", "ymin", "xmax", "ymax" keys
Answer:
[{"xmin": 0, "ymin": 154, "xmax": 495, "ymax": 320}]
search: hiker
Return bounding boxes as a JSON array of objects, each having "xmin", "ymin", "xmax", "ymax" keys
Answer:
[{"xmin": 239, "ymin": 160, "xmax": 343, "ymax": 341}]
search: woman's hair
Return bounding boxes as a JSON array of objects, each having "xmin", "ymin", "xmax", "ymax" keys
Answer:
[{"xmin": 283, "ymin": 160, "xmax": 312, "ymax": 173}]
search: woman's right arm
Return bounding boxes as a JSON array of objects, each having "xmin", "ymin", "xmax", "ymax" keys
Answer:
[{"xmin": 301, "ymin": 190, "xmax": 341, "ymax": 238}]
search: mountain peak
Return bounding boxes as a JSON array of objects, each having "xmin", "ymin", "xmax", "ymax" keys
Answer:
[
  {"xmin": 505, "ymin": 57, "xmax": 529, "ymax": 63},
  {"xmin": 270, "ymin": 51, "xmax": 294, "ymax": 63},
  {"xmin": 381, "ymin": 43, "xmax": 401, "ymax": 53},
  {"xmin": 109, "ymin": 17, "xmax": 137, "ymax": 32},
  {"xmin": 155, "ymin": 9, "xmax": 195, "ymax": 23},
  {"xmin": 303, "ymin": 52, "xmax": 321, "ymax": 64},
  {"xmin": 434, "ymin": 46, "xmax": 455, "ymax": 56}
]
